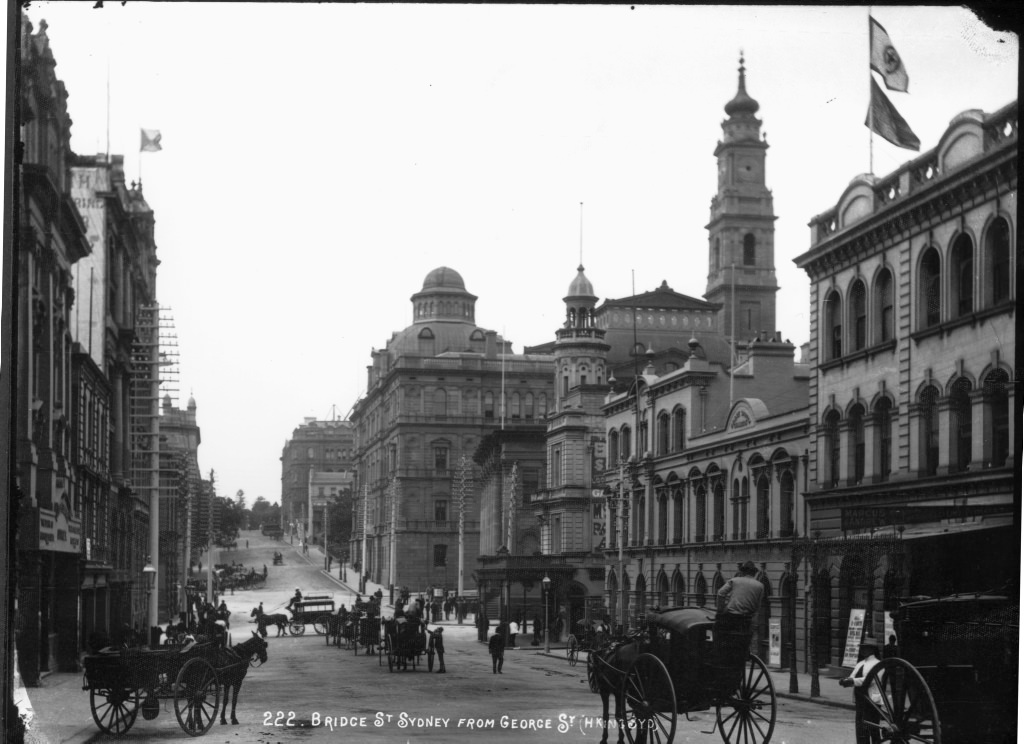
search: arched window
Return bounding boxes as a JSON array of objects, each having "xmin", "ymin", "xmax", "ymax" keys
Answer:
[
  {"xmin": 672, "ymin": 572, "xmax": 685, "ymax": 605},
  {"xmin": 986, "ymin": 217, "xmax": 1011, "ymax": 306},
  {"xmin": 657, "ymin": 492, "xmax": 668, "ymax": 545},
  {"xmin": 756, "ymin": 475, "xmax": 770, "ymax": 538},
  {"xmin": 657, "ymin": 412, "xmax": 670, "ymax": 455},
  {"xmin": 695, "ymin": 485, "xmax": 707, "ymax": 542},
  {"xmin": 608, "ymin": 571, "xmax": 619, "ymax": 620},
  {"xmin": 538, "ymin": 394, "xmax": 548, "ymax": 419},
  {"xmin": 418, "ymin": 326, "xmax": 436, "ymax": 355},
  {"xmin": 672, "ymin": 488, "xmax": 684, "ymax": 544},
  {"xmin": 484, "ymin": 391, "xmax": 494, "ymax": 419},
  {"xmin": 713, "ymin": 483, "xmax": 725, "ymax": 540},
  {"xmin": 779, "ymin": 470, "xmax": 795, "ymax": 537},
  {"xmin": 673, "ymin": 408, "xmax": 686, "ymax": 451},
  {"xmin": 524, "ymin": 393, "xmax": 534, "ymax": 419},
  {"xmin": 621, "ymin": 426, "xmax": 632, "ymax": 460},
  {"xmin": 983, "ymin": 369, "xmax": 1010, "ymax": 467},
  {"xmin": 874, "ymin": 268, "xmax": 894, "ymax": 344},
  {"xmin": 695, "ymin": 573, "xmax": 707, "ymax": 608},
  {"xmin": 920, "ymin": 247, "xmax": 942, "ymax": 328},
  {"xmin": 951, "ymin": 234, "xmax": 974, "ymax": 318},
  {"xmin": 949, "ymin": 378, "xmax": 972, "ymax": 473},
  {"xmin": 510, "ymin": 392, "xmax": 521, "ymax": 419},
  {"xmin": 731, "ymin": 479, "xmax": 741, "ymax": 540},
  {"xmin": 740, "ymin": 478, "xmax": 749, "ymax": 539},
  {"xmin": 825, "ymin": 290, "xmax": 843, "ymax": 360},
  {"xmin": 639, "ymin": 420, "xmax": 649, "ymax": 457},
  {"xmin": 849, "ymin": 280, "xmax": 867, "ymax": 352},
  {"xmin": 875, "ymin": 398, "xmax": 893, "ymax": 481},
  {"xmin": 712, "ymin": 238, "xmax": 721, "ymax": 271},
  {"xmin": 919, "ymin": 386, "xmax": 940, "ymax": 476},
  {"xmin": 608, "ymin": 430, "xmax": 620, "ymax": 465},
  {"xmin": 849, "ymin": 404, "xmax": 866, "ymax": 484},
  {"xmin": 433, "ymin": 388, "xmax": 447, "ymax": 419},
  {"xmin": 743, "ymin": 233, "xmax": 756, "ymax": 266},
  {"xmin": 823, "ymin": 411, "xmax": 841, "ymax": 487}
]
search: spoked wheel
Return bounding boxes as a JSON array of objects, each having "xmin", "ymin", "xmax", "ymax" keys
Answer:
[
  {"xmin": 586, "ymin": 652, "xmax": 600, "ymax": 693},
  {"xmin": 715, "ymin": 654, "xmax": 776, "ymax": 744},
  {"xmin": 567, "ymin": 634, "xmax": 580, "ymax": 666},
  {"xmin": 621, "ymin": 653, "xmax": 677, "ymax": 744},
  {"xmin": 174, "ymin": 658, "xmax": 220, "ymax": 737},
  {"xmin": 314, "ymin": 615, "xmax": 330, "ymax": 637},
  {"xmin": 89, "ymin": 685, "xmax": 140, "ymax": 735},
  {"xmin": 861, "ymin": 657, "xmax": 942, "ymax": 744},
  {"xmin": 289, "ymin": 621, "xmax": 306, "ymax": 636}
]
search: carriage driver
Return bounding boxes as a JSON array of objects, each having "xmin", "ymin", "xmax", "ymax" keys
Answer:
[
  {"xmin": 840, "ymin": 638, "xmax": 882, "ymax": 744},
  {"xmin": 715, "ymin": 561, "xmax": 763, "ymax": 632},
  {"xmin": 286, "ymin": 589, "xmax": 303, "ymax": 613}
]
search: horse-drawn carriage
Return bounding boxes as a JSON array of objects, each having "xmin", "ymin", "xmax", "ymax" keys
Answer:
[
  {"xmin": 568, "ymin": 617, "xmax": 612, "ymax": 667},
  {"xmin": 82, "ymin": 634, "xmax": 268, "ymax": 737},
  {"xmin": 287, "ymin": 595, "xmax": 336, "ymax": 636},
  {"xmin": 381, "ymin": 615, "xmax": 427, "ymax": 671},
  {"xmin": 857, "ymin": 592, "xmax": 1017, "ymax": 744},
  {"xmin": 272, "ymin": 551, "xmax": 283, "ymax": 566},
  {"xmin": 589, "ymin": 607, "xmax": 776, "ymax": 744}
]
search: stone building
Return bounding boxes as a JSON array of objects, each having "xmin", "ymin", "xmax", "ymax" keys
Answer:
[
  {"xmin": 350, "ymin": 267, "xmax": 554, "ymax": 596},
  {"xmin": 794, "ymin": 100, "xmax": 1017, "ymax": 667},
  {"xmin": 280, "ymin": 417, "xmax": 355, "ymax": 537},
  {"xmin": 15, "ymin": 16, "xmax": 93, "ymax": 683}
]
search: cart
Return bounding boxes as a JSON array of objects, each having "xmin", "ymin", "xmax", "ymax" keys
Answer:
[
  {"xmin": 589, "ymin": 607, "xmax": 777, "ymax": 744},
  {"xmin": 83, "ymin": 641, "xmax": 224, "ymax": 737},
  {"xmin": 858, "ymin": 592, "xmax": 1017, "ymax": 744},
  {"xmin": 382, "ymin": 616, "xmax": 427, "ymax": 672},
  {"xmin": 272, "ymin": 552, "xmax": 283, "ymax": 566},
  {"xmin": 284, "ymin": 595, "xmax": 336, "ymax": 635},
  {"xmin": 567, "ymin": 617, "xmax": 612, "ymax": 667}
]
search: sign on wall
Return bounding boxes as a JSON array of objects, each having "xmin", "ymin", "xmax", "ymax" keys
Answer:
[
  {"xmin": 768, "ymin": 618, "xmax": 782, "ymax": 667},
  {"xmin": 842, "ymin": 609, "xmax": 866, "ymax": 667}
]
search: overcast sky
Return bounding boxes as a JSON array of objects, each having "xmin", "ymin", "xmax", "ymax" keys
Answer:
[{"xmin": 19, "ymin": 4, "xmax": 1018, "ymax": 506}]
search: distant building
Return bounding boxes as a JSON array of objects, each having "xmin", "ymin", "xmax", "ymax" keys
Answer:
[
  {"xmin": 794, "ymin": 100, "xmax": 1017, "ymax": 665},
  {"xmin": 280, "ymin": 418, "xmax": 355, "ymax": 536},
  {"xmin": 350, "ymin": 267, "xmax": 554, "ymax": 595},
  {"xmin": 308, "ymin": 469, "xmax": 355, "ymax": 551}
]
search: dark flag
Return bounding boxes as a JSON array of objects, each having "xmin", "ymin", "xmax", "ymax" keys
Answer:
[{"xmin": 865, "ymin": 78, "xmax": 920, "ymax": 151}]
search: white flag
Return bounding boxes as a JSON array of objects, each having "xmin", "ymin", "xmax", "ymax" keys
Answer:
[{"xmin": 870, "ymin": 17, "xmax": 909, "ymax": 92}]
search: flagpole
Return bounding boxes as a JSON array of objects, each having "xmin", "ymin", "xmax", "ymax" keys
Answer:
[{"xmin": 868, "ymin": 8, "xmax": 874, "ymax": 174}]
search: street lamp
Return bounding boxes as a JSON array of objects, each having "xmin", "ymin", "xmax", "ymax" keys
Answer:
[
  {"xmin": 142, "ymin": 559, "xmax": 157, "ymax": 645},
  {"xmin": 542, "ymin": 575, "xmax": 552, "ymax": 654}
]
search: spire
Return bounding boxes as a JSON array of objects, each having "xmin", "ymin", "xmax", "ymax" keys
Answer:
[{"xmin": 725, "ymin": 51, "xmax": 759, "ymax": 117}]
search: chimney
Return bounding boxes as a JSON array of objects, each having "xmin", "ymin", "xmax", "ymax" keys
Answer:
[{"xmin": 485, "ymin": 330, "xmax": 498, "ymax": 359}]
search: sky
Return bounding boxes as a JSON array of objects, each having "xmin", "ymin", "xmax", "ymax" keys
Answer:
[{"xmin": 16, "ymin": 4, "xmax": 1018, "ymax": 506}]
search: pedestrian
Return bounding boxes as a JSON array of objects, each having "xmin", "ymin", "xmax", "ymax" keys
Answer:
[
  {"xmin": 429, "ymin": 627, "xmax": 446, "ymax": 673},
  {"xmin": 217, "ymin": 600, "xmax": 230, "ymax": 629},
  {"xmin": 884, "ymin": 633, "xmax": 899, "ymax": 659},
  {"xmin": 508, "ymin": 618, "xmax": 519, "ymax": 649},
  {"xmin": 840, "ymin": 638, "xmax": 882, "ymax": 744},
  {"xmin": 263, "ymin": 564, "xmax": 267, "ymax": 578},
  {"xmin": 476, "ymin": 612, "xmax": 489, "ymax": 643},
  {"xmin": 533, "ymin": 612, "xmax": 542, "ymax": 645},
  {"xmin": 489, "ymin": 629, "xmax": 505, "ymax": 674},
  {"xmin": 245, "ymin": 540, "xmax": 249, "ymax": 549}
]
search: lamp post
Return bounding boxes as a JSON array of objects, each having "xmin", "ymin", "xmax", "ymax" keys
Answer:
[
  {"xmin": 142, "ymin": 559, "xmax": 157, "ymax": 646},
  {"xmin": 542, "ymin": 575, "xmax": 551, "ymax": 654}
]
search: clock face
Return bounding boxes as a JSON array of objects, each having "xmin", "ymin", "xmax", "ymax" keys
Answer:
[{"xmin": 738, "ymin": 158, "xmax": 760, "ymax": 182}]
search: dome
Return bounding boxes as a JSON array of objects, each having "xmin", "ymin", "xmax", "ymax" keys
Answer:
[
  {"xmin": 567, "ymin": 265, "xmax": 595, "ymax": 298},
  {"xmin": 422, "ymin": 267, "xmax": 466, "ymax": 291},
  {"xmin": 724, "ymin": 55, "xmax": 759, "ymax": 117}
]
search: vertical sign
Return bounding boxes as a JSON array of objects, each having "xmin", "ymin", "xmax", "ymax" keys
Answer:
[
  {"xmin": 768, "ymin": 618, "xmax": 782, "ymax": 667},
  {"xmin": 842, "ymin": 609, "xmax": 866, "ymax": 667},
  {"xmin": 591, "ymin": 490, "xmax": 607, "ymax": 550}
]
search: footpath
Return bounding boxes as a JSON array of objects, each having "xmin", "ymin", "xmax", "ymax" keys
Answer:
[{"xmin": 19, "ymin": 544, "xmax": 852, "ymax": 743}]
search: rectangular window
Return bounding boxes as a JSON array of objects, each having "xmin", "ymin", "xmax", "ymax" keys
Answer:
[
  {"xmin": 552, "ymin": 448, "xmax": 562, "ymax": 487},
  {"xmin": 434, "ymin": 500, "xmax": 447, "ymax": 522},
  {"xmin": 434, "ymin": 447, "xmax": 448, "ymax": 472},
  {"xmin": 433, "ymin": 544, "xmax": 447, "ymax": 567}
]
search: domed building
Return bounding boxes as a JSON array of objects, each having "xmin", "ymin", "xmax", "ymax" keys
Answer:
[{"xmin": 349, "ymin": 267, "xmax": 554, "ymax": 595}]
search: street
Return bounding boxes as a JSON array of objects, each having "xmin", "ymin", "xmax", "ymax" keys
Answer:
[{"xmin": 85, "ymin": 530, "xmax": 857, "ymax": 744}]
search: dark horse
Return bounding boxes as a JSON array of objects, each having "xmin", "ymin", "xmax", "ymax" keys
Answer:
[
  {"xmin": 212, "ymin": 631, "xmax": 269, "ymax": 725},
  {"xmin": 589, "ymin": 639, "xmax": 642, "ymax": 744},
  {"xmin": 250, "ymin": 607, "xmax": 288, "ymax": 637}
]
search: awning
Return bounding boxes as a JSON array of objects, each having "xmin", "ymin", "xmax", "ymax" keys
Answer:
[{"xmin": 893, "ymin": 515, "xmax": 1015, "ymax": 541}]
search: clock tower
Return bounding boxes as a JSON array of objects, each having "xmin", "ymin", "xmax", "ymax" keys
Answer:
[{"xmin": 704, "ymin": 54, "xmax": 779, "ymax": 343}]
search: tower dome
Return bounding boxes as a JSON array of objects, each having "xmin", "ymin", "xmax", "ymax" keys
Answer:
[
  {"xmin": 724, "ymin": 54, "xmax": 759, "ymax": 117},
  {"xmin": 422, "ymin": 266, "xmax": 466, "ymax": 291},
  {"xmin": 566, "ymin": 264, "xmax": 596, "ymax": 299}
]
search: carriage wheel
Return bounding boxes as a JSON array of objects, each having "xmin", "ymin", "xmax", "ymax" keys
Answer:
[
  {"xmin": 715, "ymin": 655, "xmax": 776, "ymax": 744},
  {"xmin": 385, "ymin": 637, "xmax": 394, "ymax": 672},
  {"xmin": 289, "ymin": 621, "xmax": 306, "ymax": 636},
  {"xmin": 314, "ymin": 615, "xmax": 331, "ymax": 636},
  {"xmin": 89, "ymin": 685, "xmax": 140, "ymax": 735},
  {"xmin": 586, "ymin": 652, "xmax": 600, "ymax": 693},
  {"xmin": 860, "ymin": 657, "xmax": 942, "ymax": 744},
  {"xmin": 621, "ymin": 653, "xmax": 677, "ymax": 744},
  {"xmin": 174, "ymin": 658, "xmax": 220, "ymax": 737},
  {"xmin": 567, "ymin": 634, "xmax": 580, "ymax": 666}
]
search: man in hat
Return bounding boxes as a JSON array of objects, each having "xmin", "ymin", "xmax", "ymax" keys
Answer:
[
  {"xmin": 840, "ymin": 638, "xmax": 882, "ymax": 744},
  {"xmin": 428, "ymin": 626, "xmax": 446, "ymax": 673},
  {"xmin": 713, "ymin": 561, "xmax": 764, "ymax": 683}
]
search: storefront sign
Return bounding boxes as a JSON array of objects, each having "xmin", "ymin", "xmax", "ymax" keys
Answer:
[
  {"xmin": 842, "ymin": 503, "xmax": 1010, "ymax": 531},
  {"xmin": 842, "ymin": 609, "xmax": 866, "ymax": 667},
  {"xmin": 768, "ymin": 619, "xmax": 782, "ymax": 667}
]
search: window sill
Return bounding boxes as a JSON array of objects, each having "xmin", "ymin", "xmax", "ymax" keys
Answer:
[
  {"xmin": 911, "ymin": 302, "xmax": 1015, "ymax": 344},
  {"xmin": 819, "ymin": 339, "xmax": 897, "ymax": 373}
]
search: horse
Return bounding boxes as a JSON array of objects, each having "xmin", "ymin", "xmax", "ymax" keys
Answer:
[
  {"xmin": 213, "ymin": 632, "xmax": 269, "ymax": 725},
  {"xmin": 589, "ymin": 639, "xmax": 642, "ymax": 744},
  {"xmin": 250, "ymin": 606, "xmax": 288, "ymax": 637}
]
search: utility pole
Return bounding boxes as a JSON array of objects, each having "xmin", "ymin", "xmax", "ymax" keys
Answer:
[{"xmin": 207, "ymin": 470, "xmax": 215, "ymax": 606}]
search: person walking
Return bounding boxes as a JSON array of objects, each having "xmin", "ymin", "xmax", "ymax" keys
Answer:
[
  {"xmin": 476, "ymin": 612, "xmax": 489, "ymax": 643},
  {"xmin": 489, "ymin": 629, "xmax": 505, "ymax": 674},
  {"xmin": 508, "ymin": 618, "xmax": 519, "ymax": 649}
]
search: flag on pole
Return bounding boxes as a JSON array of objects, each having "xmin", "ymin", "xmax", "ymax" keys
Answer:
[
  {"xmin": 870, "ymin": 16, "xmax": 909, "ymax": 92},
  {"xmin": 865, "ymin": 78, "xmax": 920, "ymax": 151},
  {"xmin": 140, "ymin": 128, "xmax": 163, "ymax": 152}
]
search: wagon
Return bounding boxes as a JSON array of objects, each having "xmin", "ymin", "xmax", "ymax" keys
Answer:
[
  {"xmin": 567, "ymin": 617, "xmax": 612, "ymax": 667},
  {"xmin": 589, "ymin": 607, "xmax": 777, "ymax": 744},
  {"xmin": 83, "ymin": 641, "xmax": 224, "ymax": 737},
  {"xmin": 382, "ymin": 616, "xmax": 427, "ymax": 672},
  {"xmin": 286, "ymin": 595, "xmax": 336, "ymax": 636},
  {"xmin": 858, "ymin": 592, "xmax": 1018, "ymax": 744}
]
